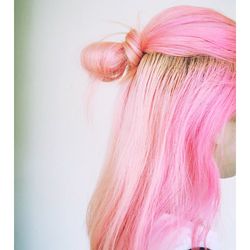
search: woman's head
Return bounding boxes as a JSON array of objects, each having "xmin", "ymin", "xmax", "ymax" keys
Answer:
[
  {"xmin": 81, "ymin": 6, "xmax": 235, "ymax": 250},
  {"xmin": 82, "ymin": 6, "xmax": 235, "ymax": 82}
]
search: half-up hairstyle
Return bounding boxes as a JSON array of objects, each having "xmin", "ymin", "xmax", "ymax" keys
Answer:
[{"xmin": 81, "ymin": 5, "xmax": 235, "ymax": 250}]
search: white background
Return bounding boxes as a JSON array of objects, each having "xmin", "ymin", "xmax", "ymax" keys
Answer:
[{"xmin": 15, "ymin": 0, "xmax": 235, "ymax": 249}]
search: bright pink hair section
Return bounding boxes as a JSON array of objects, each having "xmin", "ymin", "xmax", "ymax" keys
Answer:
[{"xmin": 81, "ymin": 6, "xmax": 235, "ymax": 250}]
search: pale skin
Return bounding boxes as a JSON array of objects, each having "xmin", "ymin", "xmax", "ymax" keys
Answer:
[{"xmin": 215, "ymin": 116, "xmax": 236, "ymax": 178}]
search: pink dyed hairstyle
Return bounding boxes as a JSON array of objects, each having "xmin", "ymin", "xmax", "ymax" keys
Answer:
[{"xmin": 81, "ymin": 5, "xmax": 235, "ymax": 250}]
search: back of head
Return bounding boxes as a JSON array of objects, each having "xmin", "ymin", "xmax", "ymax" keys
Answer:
[
  {"xmin": 141, "ymin": 6, "xmax": 235, "ymax": 62},
  {"xmin": 81, "ymin": 6, "xmax": 235, "ymax": 250}
]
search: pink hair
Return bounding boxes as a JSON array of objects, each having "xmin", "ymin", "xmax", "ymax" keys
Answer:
[{"xmin": 81, "ymin": 6, "xmax": 235, "ymax": 250}]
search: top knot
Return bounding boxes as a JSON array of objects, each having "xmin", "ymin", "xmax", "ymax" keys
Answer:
[
  {"xmin": 123, "ymin": 29, "xmax": 143, "ymax": 68},
  {"xmin": 81, "ymin": 29, "xmax": 143, "ymax": 82}
]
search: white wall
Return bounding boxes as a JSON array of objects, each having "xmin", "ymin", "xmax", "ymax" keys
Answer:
[{"xmin": 15, "ymin": 0, "xmax": 235, "ymax": 249}]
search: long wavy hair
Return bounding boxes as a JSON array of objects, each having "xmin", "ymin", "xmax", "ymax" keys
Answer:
[{"xmin": 81, "ymin": 6, "xmax": 236, "ymax": 250}]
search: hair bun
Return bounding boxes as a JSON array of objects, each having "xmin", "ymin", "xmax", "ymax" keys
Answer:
[
  {"xmin": 81, "ymin": 42, "xmax": 127, "ymax": 82},
  {"xmin": 81, "ymin": 29, "xmax": 143, "ymax": 82}
]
